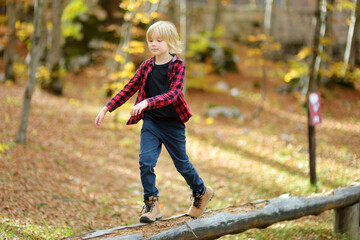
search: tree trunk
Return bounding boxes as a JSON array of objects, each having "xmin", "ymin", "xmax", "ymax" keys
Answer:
[
  {"xmin": 168, "ymin": 0, "xmax": 177, "ymax": 25},
  {"xmin": 349, "ymin": 0, "xmax": 360, "ymax": 72},
  {"xmin": 46, "ymin": 0, "xmax": 68, "ymax": 95},
  {"xmin": 4, "ymin": 0, "xmax": 20, "ymax": 82},
  {"xmin": 16, "ymin": 0, "xmax": 46, "ymax": 143},
  {"xmin": 110, "ymin": 1, "xmax": 159, "ymax": 89},
  {"xmin": 179, "ymin": 0, "xmax": 187, "ymax": 95},
  {"xmin": 68, "ymin": 184, "xmax": 360, "ymax": 240},
  {"xmin": 211, "ymin": 0, "xmax": 222, "ymax": 32},
  {"xmin": 343, "ymin": 0, "xmax": 358, "ymax": 77},
  {"xmin": 184, "ymin": 0, "xmax": 193, "ymax": 96},
  {"xmin": 307, "ymin": 0, "xmax": 325, "ymax": 186},
  {"xmin": 325, "ymin": 0, "xmax": 334, "ymax": 62},
  {"xmin": 251, "ymin": 0, "xmax": 274, "ymax": 119},
  {"xmin": 261, "ymin": 0, "xmax": 274, "ymax": 101}
]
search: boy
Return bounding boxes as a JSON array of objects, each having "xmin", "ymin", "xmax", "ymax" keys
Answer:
[{"xmin": 95, "ymin": 21, "xmax": 213, "ymax": 223}]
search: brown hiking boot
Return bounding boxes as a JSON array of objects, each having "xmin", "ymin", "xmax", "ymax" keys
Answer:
[
  {"xmin": 187, "ymin": 186, "xmax": 214, "ymax": 218},
  {"xmin": 139, "ymin": 196, "xmax": 162, "ymax": 223}
]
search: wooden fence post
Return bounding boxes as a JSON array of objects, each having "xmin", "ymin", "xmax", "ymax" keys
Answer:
[{"xmin": 334, "ymin": 200, "xmax": 360, "ymax": 240}]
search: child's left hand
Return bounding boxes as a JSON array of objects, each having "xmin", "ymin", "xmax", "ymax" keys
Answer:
[{"xmin": 131, "ymin": 100, "xmax": 148, "ymax": 117}]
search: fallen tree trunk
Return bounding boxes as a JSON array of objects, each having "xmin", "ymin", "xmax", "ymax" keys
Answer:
[{"xmin": 66, "ymin": 183, "xmax": 360, "ymax": 240}]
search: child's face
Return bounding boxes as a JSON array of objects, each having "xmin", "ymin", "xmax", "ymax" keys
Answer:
[{"xmin": 147, "ymin": 31, "xmax": 170, "ymax": 57}]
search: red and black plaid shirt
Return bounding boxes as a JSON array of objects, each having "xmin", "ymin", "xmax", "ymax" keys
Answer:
[{"xmin": 106, "ymin": 55, "xmax": 192, "ymax": 125}]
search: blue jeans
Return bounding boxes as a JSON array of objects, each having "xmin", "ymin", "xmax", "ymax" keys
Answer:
[{"xmin": 139, "ymin": 118, "xmax": 205, "ymax": 198}]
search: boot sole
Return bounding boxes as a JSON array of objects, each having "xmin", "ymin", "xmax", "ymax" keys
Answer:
[{"xmin": 139, "ymin": 215, "xmax": 162, "ymax": 223}]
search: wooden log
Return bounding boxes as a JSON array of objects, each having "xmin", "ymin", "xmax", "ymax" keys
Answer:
[
  {"xmin": 66, "ymin": 183, "xmax": 360, "ymax": 240},
  {"xmin": 334, "ymin": 200, "xmax": 360, "ymax": 240}
]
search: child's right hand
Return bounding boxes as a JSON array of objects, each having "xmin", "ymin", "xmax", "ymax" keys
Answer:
[{"xmin": 95, "ymin": 106, "xmax": 109, "ymax": 129}]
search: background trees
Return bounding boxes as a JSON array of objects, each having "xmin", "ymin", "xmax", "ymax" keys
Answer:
[{"xmin": 1, "ymin": 0, "xmax": 359, "ymax": 174}]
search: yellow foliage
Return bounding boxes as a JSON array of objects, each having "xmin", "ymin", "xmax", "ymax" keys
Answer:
[
  {"xmin": 329, "ymin": 61, "xmax": 348, "ymax": 77},
  {"xmin": 150, "ymin": 12, "xmax": 159, "ymax": 19},
  {"xmin": 246, "ymin": 48, "xmax": 261, "ymax": 57},
  {"xmin": 5, "ymin": 80, "xmax": 14, "ymax": 87},
  {"xmin": 257, "ymin": 34, "xmax": 267, "ymax": 41},
  {"xmin": 14, "ymin": 62, "xmax": 27, "ymax": 77},
  {"xmin": 327, "ymin": 3, "xmax": 335, "ymax": 11},
  {"xmin": 247, "ymin": 35, "xmax": 258, "ymax": 42},
  {"xmin": 346, "ymin": 18, "xmax": 351, "ymax": 26},
  {"xmin": 192, "ymin": 114, "xmax": 202, "ymax": 124},
  {"xmin": 336, "ymin": 0, "xmax": 355, "ymax": 10},
  {"xmin": 114, "ymin": 54, "xmax": 125, "ymax": 63},
  {"xmin": 134, "ymin": 12, "xmax": 152, "ymax": 23},
  {"xmin": 271, "ymin": 42, "xmax": 281, "ymax": 51},
  {"xmin": 247, "ymin": 34, "xmax": 271, "ymax": 43},
  {"xmin": 141, "ymin": 17, "xmax": 151, "ymax": 24},
  {"xmin": 205, "ymin": 117, "xmax": 214, "ymax": 125},
  {"xmin": 284, "ymin": 70, "xmax": 299, "ymax": 83},
  {"xmin": 36, "ymin": 66, "xmax": 51, "ymax": 85},
  {"xmin": 295, "ymin": 46, "xmax": 312, "ymax": 61},
  {"xmin": 0, "ymin": 142, "xmax": 9, "ymax": 154},
  {"xmin": 69, "ymin": 98, "xmax": 81, "ymax": 105},
  {"xmin": 319, "ymin": 51, "xmax": 330, "ymax": 62},
  {"xmin": 108, "ymin": 62, "xmax": 136, "ymax": 92},
  {"xmin": 320, "ymin": 37, "xmax": 333, "ymax": 46},
  {"xmin": 318, "ymin": 68, "xmax": 332, "ymax": 78},
  {"xmin": 107, "ymin": 81, "xmax": 127, "ymax": 92},
  {"xmin": 15, "ymin": 21, "xmax": 34, "ymax": 41},
  {"xmin": 348, "ymin": 68, "xmax": 360, "ymax": 82},
  {"xmin": 124, "ymin": 62, "xmax": 135, "ymax": 72},
  {"xmin": 283, "ymin": 61, "xmax": 308, "ymax": 83},
  {"xmin": 0, "ymin": 15, "xmax": 7, "ymax": 23},
  {"xmin": 121, "ymin": 41, "xmax": 145, "ymax": 54},
  {"xmin": 213, "ymin": 25, "xmax": 225, "ymax": 38},
  {"xmin": 135, "ymin": 13, "xmax": 145, "ymax": 20}
]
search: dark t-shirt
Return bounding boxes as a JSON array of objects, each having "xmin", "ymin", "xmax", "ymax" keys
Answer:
[{"xmin": 144, "ymin": 61, "xmax": 183, "ymax": 126}]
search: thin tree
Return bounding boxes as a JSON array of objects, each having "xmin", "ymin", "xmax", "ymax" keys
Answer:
[
  {"xmin": 325, "ymin": 0, "xmax": 335, "ymax": 59},
  {"xmin": 322, "ymin": 0, "xmax": 335, "ymax": 82},
  {"xmin": 211, "ymin": 0, "xmax": 222, "ymax": 32},
  {"xmin": 347, "ymin": 0, "xmax": 360, "ymax": 74},
  {"xmin": 307, "ymin": 0, "xmax": 327, "ymax": 186},
  {"xmin": 261, "ymin": 0, "xmax": 274, "ymax": 101},
  {"xmin": 16, "ymin": 0, "xmax": 46, "ymax": 143},
  {"xmin": 46, "ymin": 0, "xmax": 69, "ymax": 95},
  {"xmin": 252, "ymin": 0, "xmax": 275, "ymax": 118},
  {"xmin": 342, "ymin": 0, "xmax": 358, "ymax": 77},
  {"xmin": 179, "ymin": 0, "xmax": 187, "ymax": 94},
  {"xmin": 111, "ymin": 1, "xmax": 159, "ymax": 76},
  {"xmin": 181, "ymin": 0, "xmax": 192, "ymax": 95},
  {"xmin": 3, "ymin": 0, "xmax": 20, "ymax": 82},
  {"xmin": 168, "ymin": 0, "xmax": 177, "ymax": 25}
]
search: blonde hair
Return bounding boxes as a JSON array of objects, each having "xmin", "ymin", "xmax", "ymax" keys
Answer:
[{"xmin": 146, "ymin": 21, "xmax": 182, "ymax": 54}]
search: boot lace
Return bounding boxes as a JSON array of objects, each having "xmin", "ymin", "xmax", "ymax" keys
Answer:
[
  {"xmin": 139, "ymin": 198, "xmax": 155, "ymax": 216},
  {"xmin": 192, "ymin": 193, "xmax": 203, "ymax": 208}
]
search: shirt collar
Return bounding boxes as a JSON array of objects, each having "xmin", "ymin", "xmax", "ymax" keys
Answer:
[{"xmin": 151, "ymin": 54, "xmax": 178, "ymax": 66}]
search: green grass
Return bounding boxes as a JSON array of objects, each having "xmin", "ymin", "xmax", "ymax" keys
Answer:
[{"xmin": 0, "ymin": 217, "xmax": 73, "ymax": 240}]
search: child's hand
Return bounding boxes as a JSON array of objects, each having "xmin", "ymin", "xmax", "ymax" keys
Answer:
[
  {"xmin": 131, "ymin": 100, "xmax": 148, "ymax": 117},
  {"xmin": 95, "ymin": 106, "xmax": 108, "ymax": 129}
]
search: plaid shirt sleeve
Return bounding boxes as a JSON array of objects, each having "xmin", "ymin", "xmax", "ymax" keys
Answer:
[
  {"xmin": 146, "ymin": 61, "xmax": 185, "ymax": 110},
  {"xmin": 106, "ymin": 63, "xmax": 144, "ymax": 112}
]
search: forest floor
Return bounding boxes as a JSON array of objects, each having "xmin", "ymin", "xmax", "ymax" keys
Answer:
[{"xmin": 1, "ymin": 44, "xmax": 360, "ymax": 239}]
